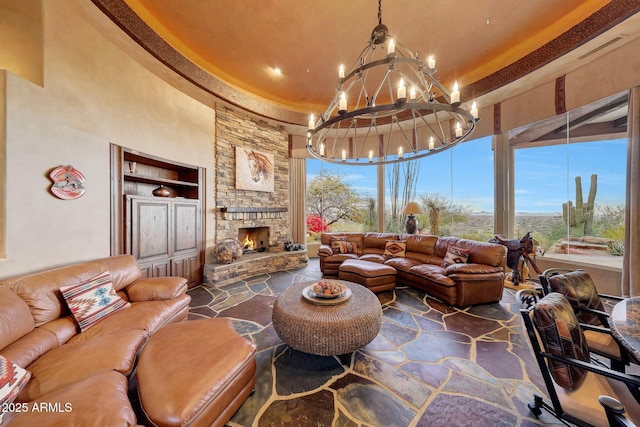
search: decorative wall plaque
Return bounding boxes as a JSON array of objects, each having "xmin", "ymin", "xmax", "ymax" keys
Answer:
[{"xmin": 49, "ymin": 165, "xmax": 86, "ymax": 200}]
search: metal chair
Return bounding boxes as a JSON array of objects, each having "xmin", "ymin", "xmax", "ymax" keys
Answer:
[
  {"xmin": 539, "ymin": 268, "xmax": 632, "ymax": 372},
  {"xmin": 519, "ymin": 292, "xmax": 640, "ymax": 426}
]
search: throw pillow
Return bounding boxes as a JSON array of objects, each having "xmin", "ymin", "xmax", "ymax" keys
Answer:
[
  {"xmin": 0, "ymin": 355, "xmax": 31, "ymax": 408},
  {"xmin": 331, "ymin": 240, "xmax": 358, "ymax": 254},
  {"xmin": 384, "ymin": 240, "xmax": 407, "ymax": 258},
  {"xmin": 442, "ymin": 244, "xmax": 470, "ymax": 267},
  {"xmin": 60, "ymin": 271, "xmax": 130, "ymax": 332}
]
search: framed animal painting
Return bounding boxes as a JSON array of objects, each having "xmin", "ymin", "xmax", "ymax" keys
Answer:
[{"xmin": 235, "ymin": 147, "xmax": 275, "ymax": 192}]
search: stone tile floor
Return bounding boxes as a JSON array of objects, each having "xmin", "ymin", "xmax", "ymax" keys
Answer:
[{"xmin": 188, "ymin": 259, "xmax": 567, "ymax": 427}]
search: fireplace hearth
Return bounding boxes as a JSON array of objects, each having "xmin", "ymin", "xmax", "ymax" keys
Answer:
[{"xmin": 238, "ymin": 227, "xmax": 270, "ymax": 253}]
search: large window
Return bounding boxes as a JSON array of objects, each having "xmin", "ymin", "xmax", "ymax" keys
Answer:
[
  {"xmin": 512, "ymin": 92, "xmax": 628, "ymax": 263},
  {"xmin": 514, "ymin": 139, "xmax": 626, "ymax": 258},
  {"xmin": 305, "ymin": 136, "xmax": 495, "ymax": 242}
]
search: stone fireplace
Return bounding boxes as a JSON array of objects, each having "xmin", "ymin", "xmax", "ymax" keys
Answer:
[
  {"xmin": 213, "ymin": 106, "xmax": 291, "ymax": 250},
  {"xmin": 204, "ymin": 105, "xmax": 308, "ymax": 285}
]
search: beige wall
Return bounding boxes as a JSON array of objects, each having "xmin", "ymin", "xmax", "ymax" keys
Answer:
[{"xmin": 0, "ymin": 0, "xmax": 215, "ymax": 278}]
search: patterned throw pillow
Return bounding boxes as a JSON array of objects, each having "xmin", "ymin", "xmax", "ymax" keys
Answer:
[
  {"xmin": 0, "ymin": 355, "xmax": 31, "ymax": 410},
  {"xmin": 442, "ymin": 245, "xmax": 470, "ymax": 267},
  {"xmin": 384, "ymin": 240, "xmax": 407, "ymax": 258},
  {"xmin": 60, "ymin": 271, "xmax": 130, "ymax": 332},
  {"xmin": 331, "ymin": 240, "xmax": 358, "ymax": 254}
]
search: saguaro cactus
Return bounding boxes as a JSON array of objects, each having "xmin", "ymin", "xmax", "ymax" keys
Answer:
[{"xmin": 562, "ymin": 174, "xmax": 597, "ymax": 236}]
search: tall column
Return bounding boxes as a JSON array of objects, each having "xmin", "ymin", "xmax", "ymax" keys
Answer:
[
  {"xmin": 493, "ymin": 132, "xmax": 514, "ymax": 237},
  {"xmin": 622, "ymin": 87, "xmax": 640, "ymax": 296}
]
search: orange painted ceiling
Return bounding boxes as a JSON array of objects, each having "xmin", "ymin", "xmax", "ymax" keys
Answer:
[{"xmin": 122, "ymin": 0, "xmax": 609, "ymax": 116}]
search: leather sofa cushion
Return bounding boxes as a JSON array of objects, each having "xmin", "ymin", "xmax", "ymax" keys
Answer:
[
  {"xmin": 5, "ymin": 370, "xmax": 137, "ymax": 427},
  {"xmin": 363, "ymin": 233, "xmax": 400, "ymax": 249},
  {"xmin": 0, "ymin": 328, "xmax": 60, "ymax": 370},
  {"xmin": 0, "ymin": 255, "xmax": 142, "ymax": 327},
  {"xmin": 384, "ymin": 256, "xmax": 424, "ymax": 271},
  {"xmin": 127, "ymin": 276, "xmax": 188, "ymax": 301},
  {"xmin": 67, "ymin": 295, "xmax": 191, "ymax": 345},
  {"xmin": 19, "ymin": 329, "xmax": 148, "ymax": 402},
  {"xmin": 320, "ymin": 232, "xmax": 363, "ymax": 248},
  {"xmin": 0, "ymin": 287, "xmax": 35, "ymax": 350},
  {"xmin": 101, "ymin": 255, "xmax": 143, "ymax": 291},
  {"xmin": 404, "ymin": 234, "xmax": 438, "ymax": 256},
  {"xmin": 437, "ymin": 237, "xmax": 506, "ymax": 267},
  {"xmin": 359, "ymin": 253, "xmax": 386, "ymax": 263},
  {"xmin": 409, "ymin": 264, "xmax": 455, "ymax": 286}
]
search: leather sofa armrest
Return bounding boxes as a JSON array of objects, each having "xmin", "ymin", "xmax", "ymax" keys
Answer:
[
  {"xmin": 318, "ymin": 244, "xmax": 333, "ymax": 257},
  {"xmin": 444, "ymin": 263, "xmax": 503, "ymax": 275},
  {"xmin": 126, "ymin": 277, "xmax": 188, "ymax": 302}
]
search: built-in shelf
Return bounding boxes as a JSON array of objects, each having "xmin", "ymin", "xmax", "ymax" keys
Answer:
[
  {"xmin": 124, "ymin": 172, "xmax": 199, "ymax": 187},
  {"xmin": 110, "ymin": 144, "xmax": 205, "ymax": 288}
]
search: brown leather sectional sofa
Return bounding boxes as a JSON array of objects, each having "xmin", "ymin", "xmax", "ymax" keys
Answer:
[
  {"xmin": 0, "ymin": 255, "xmax": 254, "ymax": 426},
  {"xmin": 319, "ymin": 232, "xmax": 507, "ymax": 306}
]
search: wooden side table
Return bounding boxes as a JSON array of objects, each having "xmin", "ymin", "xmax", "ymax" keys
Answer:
[{"xmin": 272, "ymin": 281, "xmax": 382, "ymax": 356}]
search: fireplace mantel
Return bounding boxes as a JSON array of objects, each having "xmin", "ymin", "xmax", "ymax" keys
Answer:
[{"xmin": 219, "ymin": 207, "xmax": 288, "ymax": 213}]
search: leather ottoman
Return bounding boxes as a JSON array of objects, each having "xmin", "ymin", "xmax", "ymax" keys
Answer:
[
  {"xmin": 338, "ymin": 259, "xmax": 396, "ymax": 292},
  {"xmin": 136, "ymin": 318, "xmax": 256, "ymax": 427}
]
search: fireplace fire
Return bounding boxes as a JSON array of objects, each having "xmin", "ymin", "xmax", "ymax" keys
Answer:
[{"xmin": 238, "ymin": 227, "xmax": 269, "ymax": 253}]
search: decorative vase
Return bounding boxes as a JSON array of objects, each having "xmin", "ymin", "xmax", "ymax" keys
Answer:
[
  {"xmin": 152, "ymin": 185, "xmax": 170, "ymax": 197},
  {"xmin": 212, "ymin": 238, "xmax": 244, "ymax": 264}
]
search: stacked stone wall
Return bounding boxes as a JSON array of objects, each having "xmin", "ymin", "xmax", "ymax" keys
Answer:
[{"xmin": 214, "ymin": 105, "xmax": 290, "ymax": 247}]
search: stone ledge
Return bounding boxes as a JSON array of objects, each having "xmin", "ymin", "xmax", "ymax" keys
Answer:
[{"xmin": 203, "ymin": 250, "xmax": 309, "ymax": 286}]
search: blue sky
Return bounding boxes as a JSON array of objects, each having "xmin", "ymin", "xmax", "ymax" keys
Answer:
[{"xmin": 306, "ymin": 136, "xmax": 627, "ymax": 213}]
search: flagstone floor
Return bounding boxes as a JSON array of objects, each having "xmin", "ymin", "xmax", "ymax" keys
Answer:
[{"xmin": 187, "ymin": 258, "xmax": 565, "ymax": 427}]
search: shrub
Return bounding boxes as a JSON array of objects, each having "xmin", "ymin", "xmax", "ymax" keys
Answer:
[{"xmin": 306, "ymin": 214, "xmax": 328, "ymax": 233}]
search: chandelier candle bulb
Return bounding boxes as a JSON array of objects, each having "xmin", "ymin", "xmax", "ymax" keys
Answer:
[
  {"xmin": 342, "ymin": 150, "xmax": 347, "ymax": 161},
  {"xmin": 398, "ymin": 147, "xmax": 403, "ymax": 158},
  {"xmin": 428, "ymin": 56, "xmax": 436, "ymax": 69},
  {"xmin": 319, "ymin": 143, "xmax": 325, "ymax": 156},
  {"xmin": 387, "ymin": 38, "xmax": 395, "ymax": 55},
  {"xmin": 338, "ymin": 65, "xmax": 345, "ymax": 79},
  {"xmin": 410, "ymin": 86, "xmax": 416, "ymax": 100},
  {"xmin": 470, "ymin": 101, "xmax": 478, "ymax": 119},
  {"xmin": 455, "ymin": 122, "xmax": 463, "ymax": 137},
  {"xmin": 429, "ymin": 137, "xmax": 434, "ymax": 150},
  {"xmin": 369, "ymin": 150, "xmax": 373, "ymax": 162},
  {"xmin": 397, "ymin": 79, "xmax": 406, "ymax": 100},
  {"xmin": 451, "ymin": 82, "xmax": 460, "ymax": 104},
  {"xmin": 339, "ymin": 92, "xmax": 347, "ymax": 112},
  {"xmin": 308, "ymin": 114, "xmax": 315, "ymax": 130}
]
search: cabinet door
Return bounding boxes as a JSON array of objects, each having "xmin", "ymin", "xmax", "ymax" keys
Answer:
[
  {"xmin": 127, "ymin": 197, "xmax": 172, "ymax": 261},
  {"xmin": 171, "ymin": 253, "xmax": 201, "ymax": 286},
  {"xmin": 139, "ymin": 259, "xmax": 171, "ymax": 278},
  {"xmin": 173, "ymin": 200, "xmax": 201, "ymax": 256}
]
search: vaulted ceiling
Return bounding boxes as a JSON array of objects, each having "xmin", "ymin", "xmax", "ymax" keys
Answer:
[{"xmin": 93, "ymin": 0, "xmax": 640, "ymax": 139}]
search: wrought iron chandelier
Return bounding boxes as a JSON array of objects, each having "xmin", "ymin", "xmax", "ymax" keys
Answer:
[{"xmin": 306, "ymin": 0, "xmax": 478, "ymax": 166}]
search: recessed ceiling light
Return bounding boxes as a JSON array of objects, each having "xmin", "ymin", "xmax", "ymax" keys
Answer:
[{"xmin": 272, "ymin": 67, "xmax": 282, "ymax": 76}]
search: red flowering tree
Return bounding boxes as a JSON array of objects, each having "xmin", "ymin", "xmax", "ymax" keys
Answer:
[{"xmin": 306, "ymin": 214, "xmax": 328, "ymax": 233}]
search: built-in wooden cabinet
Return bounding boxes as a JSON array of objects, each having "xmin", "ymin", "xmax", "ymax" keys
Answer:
[{"xmin": 111, "ymin": 145, "xmax": 204, "ymax": 288}]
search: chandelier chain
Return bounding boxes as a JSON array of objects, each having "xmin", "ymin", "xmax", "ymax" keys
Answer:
[{"xmin": 378, "ymin": 0, "xmax": 382, "ymax": 26}]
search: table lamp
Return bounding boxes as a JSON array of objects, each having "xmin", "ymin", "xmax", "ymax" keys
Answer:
[{"xmin": 400, "ymin": 202, "xmax": 423, "ymax": 234}]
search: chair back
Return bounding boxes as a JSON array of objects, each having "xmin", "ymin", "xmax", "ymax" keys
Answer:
[{"xmin": 540, "ymin": 269, "xmax": 605, "ymax": 326}]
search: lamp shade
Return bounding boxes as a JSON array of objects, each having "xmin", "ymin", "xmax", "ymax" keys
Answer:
[{"xmin": 400, "ymin": 202, "xmax": 423, "ymax": 215}]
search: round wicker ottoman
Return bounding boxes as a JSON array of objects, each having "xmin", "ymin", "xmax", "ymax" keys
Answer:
[{"xmin": 272, "ymin": 281, "xmax": 383, "ymax": 356}]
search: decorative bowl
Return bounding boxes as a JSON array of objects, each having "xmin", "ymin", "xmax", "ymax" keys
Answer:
[{"xmin": 311, "ymin": 280, "xmax": 346, "ymax": 299}]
